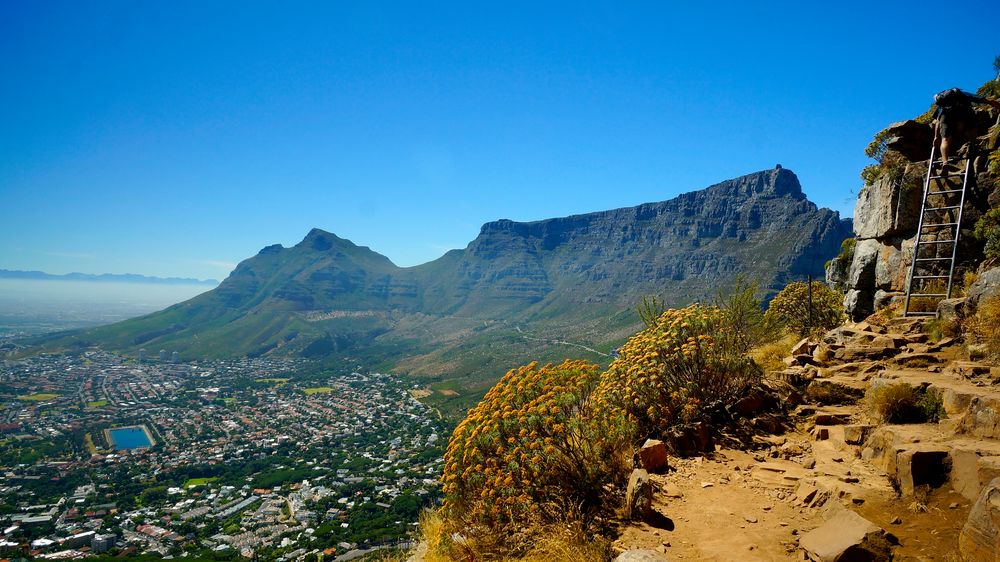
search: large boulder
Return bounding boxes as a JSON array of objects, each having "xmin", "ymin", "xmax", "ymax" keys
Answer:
[
  {"xmin": 638, "ymin": 439, "xmax": 669, "ymax": 473},
  {"xmin": 938, "ymin": 298, "xmax": 967, "ymax": 321},
  {"xmin": 967, "ymin": 267, "xmax": 1000, "ymax": 312},
  {"xmin": 959, "ymin": 477, "xmax": 1000, "ymax": 561},
  {"xmin": 845, "ymin": 289, "xmax": 875, "ymax": 322},
  {"xmin": 625, "ymin": 469, "xmax": 653, "ymax": 521},
  {"xmin": 848, "ymin": 239, "xmax": 881, "ymax": 291},
  {"xmin": 874, "ymin": 238, "xmax": 915, "ymax": 292},
  {"xmin": 853, "ymin": 171, "xmax": 923, "ymax": 241},
  {"xmin": 873, "ymin": 290, "xmax": 903, "ymax": 311},
  {"xmin": 799, "ymin": 508, "xmax": 892, "ymax": 561},
  {"xmin": 883, "ymin": 120, "xmax": 934, "ymax": 162}
]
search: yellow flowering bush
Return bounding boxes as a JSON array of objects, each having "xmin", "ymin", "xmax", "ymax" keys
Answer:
[
  {"xmin": 593, "ymin": 304, "xmax": 761, "ymax": 436},
  {"xmin": 440, "ymin": 360, "xmax": 631, "ymax": 549},
  {"xmin": 764, "ymin": 280, "xmax": 844, "ymax": 336}
]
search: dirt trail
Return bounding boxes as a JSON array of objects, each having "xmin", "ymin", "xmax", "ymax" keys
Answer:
[{"xmin": 617, "ymin": 316, "xmax": 998, "ymax": 560}]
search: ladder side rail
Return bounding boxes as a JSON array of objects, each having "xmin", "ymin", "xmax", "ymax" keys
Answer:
[
  {"xmin": 944, "ymin": 158, "xmax": 972, "ymax": 300},
  {"xmin": 904, "ymin": 144, "xmax": 939, "ymax": 316}
]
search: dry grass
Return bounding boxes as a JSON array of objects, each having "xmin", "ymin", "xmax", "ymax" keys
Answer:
[
  {"xmin": 414, "ymin": 510, "xmax": 452, "ymax": 562},
  {"xmin": 866, "ymin": 382, "xmax": 945, "ymax": 424},
  {"xmin": 414, "ymin": 509, "xmax": 612, "ymax": 562},
  {"xmin": 923, "ymin": 317, "xmax": 961, "ymax": 342},
  {"xmin": 908, "ymin": 280, "xmax": 948, "ymax": 313},
  {"xmin": 966, "ymin": 295, "xmax": 1000, "ymax": 362},
  {"xmin": 866, "ymin": 300, "xmax": 903, "ymax": 327},
  {"xmin": 805, "ymin": 381, "xmax": 862, "ymax": 405},
  {"xmin": 751, "ymin": 332, "xmax": 799, "ymax": 374},
  {"xmin": 867, "ymin": 382, "xmax": 919, "ymax": 423}
]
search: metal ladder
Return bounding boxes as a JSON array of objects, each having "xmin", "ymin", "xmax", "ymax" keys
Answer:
[{"xmin": 903, "ymin": 145, "xmax": 971, "ymax": 317}]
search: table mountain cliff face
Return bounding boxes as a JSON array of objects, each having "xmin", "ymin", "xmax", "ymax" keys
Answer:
[{"xmin": 42, "ymin": 168, "xmax": 851, "ymax": 387}]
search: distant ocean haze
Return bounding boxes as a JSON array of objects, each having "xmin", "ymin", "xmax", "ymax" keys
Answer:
[{"xmin": 0, "ymin": 278, "xmax": 211, "ymax": 335}]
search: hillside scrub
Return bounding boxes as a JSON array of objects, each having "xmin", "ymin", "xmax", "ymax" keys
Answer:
[
  {"xmin": 715, "ymin": 275, "xmax": 783, "ymax": 353},
  {"xmin": 435, "ymin": 304, "xmax": 769, "ymax": 557},
  {"xmin": 764, "ymin": 281, "xmax": 844, "ymax": 336},
  {"xmin": 439, "ymin": 360, "xmax": 632, "ymax": 556},
  {"xmin": 593, "ymin": 304, "xmax": 762, "ymax": 438}
]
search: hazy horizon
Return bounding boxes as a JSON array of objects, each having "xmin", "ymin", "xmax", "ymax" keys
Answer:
[{"xmin": 0, "ymin": 278, "xmax": 211, "ymax": 337}]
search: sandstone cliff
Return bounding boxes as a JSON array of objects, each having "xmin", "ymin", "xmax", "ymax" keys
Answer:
[{"xmin": 835, "ymin": 106, "xmax": 1000, "ymax": 319}]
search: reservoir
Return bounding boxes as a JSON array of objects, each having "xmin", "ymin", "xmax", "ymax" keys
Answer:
[{"xmin": 108, "ymin": 426, "xmax": 153, "ymax": 450}]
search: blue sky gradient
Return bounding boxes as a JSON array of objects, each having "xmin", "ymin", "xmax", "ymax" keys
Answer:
[{"xmin": 2, "ymin": 1, "xmax": 998, "ymax": 279}]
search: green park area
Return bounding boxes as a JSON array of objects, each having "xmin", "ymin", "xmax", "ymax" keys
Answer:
[
  {"xmin": 255, "ymin": 378, "xmax": 290, "ymax": 386},
  {"xmin": 184, "ymin": 477, "xmax": 219, "ymax": 488},
  {"xmin": 303, "ymin": 387, "xmax": 333, "ymax": 395},
  {"xmin": 86, "ymin": 400, "xmax": 109, "ymax": 407},
  {"xmin": 17, "ymin": 393, "xmax": 60, "ymax": 402}
]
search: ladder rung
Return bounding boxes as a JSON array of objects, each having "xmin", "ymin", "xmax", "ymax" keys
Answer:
[
  {"xmin": 929, "ymin": 175, "xmax": 967, "ymax": 180},
  {"xmin": 926, "ymin": 189, "xmax": 964, "ymax": 195},
  {"xmin": 914, "ymin": 257, "xmax": 951, "ymax": 261},
  {"xmin": 909, "ymin": 293, "xmax": 948, "ymax": 297},
  {"xmin": 919, "ymin": 239, "xmax": 956, "ymax": 244},
  {"xmin": 923, "ymin": 205, "xmax": 962, "ymax": 211},
  {"xmin": 912, "ymin": 275, "xmax": 950, "ymax": 279},
  {"xmin": 905, "ymin": 311, "xmax": 939, "ymax": 316},
  {"xmin": 921, "ymin": 222, "xmax": 959, "ymax": 228}
]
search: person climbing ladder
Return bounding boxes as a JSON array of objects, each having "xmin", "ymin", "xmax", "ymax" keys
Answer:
[{"xmin": 932, "ymin": 88, "xmax": 1000, "ymax": 164}]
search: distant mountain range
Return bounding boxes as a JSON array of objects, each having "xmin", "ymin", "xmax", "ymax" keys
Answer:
[
  {"xmin": 30, "ymin": 168, "xmax": 851, "ymax": 401},
  {"xmin": 0, "ymin": 270, "xmax": 219, "ymax": 286}
]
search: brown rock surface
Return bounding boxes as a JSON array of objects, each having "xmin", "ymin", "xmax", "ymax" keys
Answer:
[
  {"xmin": 799, "ymin": 508, "xmax": 891, "ymax": 562},
  {"xmin": 959, "ymin": 477, "xmax": 1000, "ymax": 562},
  {"xmin": 639, "ymin": 439, "xmax": 670, "ymax": 473}
]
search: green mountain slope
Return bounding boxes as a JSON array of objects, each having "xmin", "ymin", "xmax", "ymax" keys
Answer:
[{"xmin": 35, "ymin": 167, "xmax": 851, "ymax": 392}]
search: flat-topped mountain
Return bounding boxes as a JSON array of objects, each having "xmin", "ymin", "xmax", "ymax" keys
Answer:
[{"xmin": 34, "ymin": 167, "xmax": 850, "ymax": 394}]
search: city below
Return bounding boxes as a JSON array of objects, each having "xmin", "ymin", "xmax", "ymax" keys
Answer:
[{"xmin": 0, "ymin": 348, "xmax": 445, "ymax": 560}]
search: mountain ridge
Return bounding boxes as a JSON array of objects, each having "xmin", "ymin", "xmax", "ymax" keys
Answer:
[{"xmin": 30, "ymin": 167, "xmax": 851, "ymax": 397}]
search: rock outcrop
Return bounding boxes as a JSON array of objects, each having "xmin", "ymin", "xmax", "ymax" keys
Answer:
[
  {"xmin": 839, "ymin": 106, "xmax": 1000, "ymax": 319},
  {"xmin": 960, "ymin": 477, "xmax": 1000, "ymax": 562}
]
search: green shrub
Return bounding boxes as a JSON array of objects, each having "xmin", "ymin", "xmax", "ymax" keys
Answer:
[
  {"xmin": 765, "ymin": 281, "xmax": 844, "ymax": 336},
  {"xmin": 923, "ymin": 317, "xmax": 961, "ymax": 342},
  {"xmin": 866, "ymin": 382, "xmax": 945, "ymax": 424},
  {"xmin": 636, "ymin": 295, "xmax": 666, "ymax": 328},
  {"xmin": 593, "ymin": 305, "xmax": 762, "ymax": 437},
  {"xmin": 826, "ymin": 238, "xmax": 857, "ymax": 291},
  {"xmin": 715, "ymin": 275, "xmax": 783, "ymax": 353},
  {"xmin": 974, "ymin": 208, "xmax": 1000, "ymax": 261},
  {"xmin": 440, "ymin": 360, "xmax": 631, "ymax": 552},
  {"xmin": 976, "ymin": 55, "xmax": 1000, "ymax": 98},
  {"xmin": 917, "ymin": 388, "xmax": 947, "ymax": 423}
]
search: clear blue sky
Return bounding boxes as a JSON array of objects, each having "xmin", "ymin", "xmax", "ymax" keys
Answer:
[{"xmin": 2, "ymin": 1, "xmax": 998, "ymax": 280}]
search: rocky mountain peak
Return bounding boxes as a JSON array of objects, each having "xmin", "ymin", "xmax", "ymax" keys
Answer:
[
  {"xmin": 701, "ymin": 166, "xmax": 805, "ymax": 200},
  {"xmin": 297, "ymin": 228, "xmax": 348, "ymax": 252}
]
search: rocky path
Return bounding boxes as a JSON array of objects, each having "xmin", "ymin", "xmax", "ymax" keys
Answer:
[{"xmin": 617, "ymin": 316, "xmax": 1000, "ymax": 561}]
